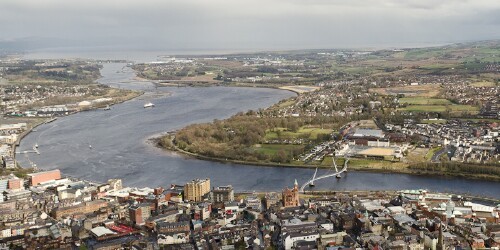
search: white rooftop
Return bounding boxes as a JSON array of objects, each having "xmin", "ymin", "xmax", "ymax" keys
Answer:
[
  {"xmin": 353, "ymin": 128, "xmax": 384, "ymax": 138},
  {"xmin": 90, "ymin": 226, "xmax": 116, "ymax": 237}
]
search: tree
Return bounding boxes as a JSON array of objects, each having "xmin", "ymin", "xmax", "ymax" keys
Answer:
[
  {"xmin": 272, "ymin": 150, "xmax": 289, "ymax": 163},
  {"xmin": 289, "ymin": 122, "xmax": 299, "ymax": 132}
]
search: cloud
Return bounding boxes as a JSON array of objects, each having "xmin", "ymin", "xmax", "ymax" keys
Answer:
[{"xmin": 0, "ymin": 0, "xmax": 499, "ymax": 51}]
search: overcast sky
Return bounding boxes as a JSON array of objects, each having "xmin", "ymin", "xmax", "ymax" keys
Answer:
[{"xmin": 1, "ymin": 0, "xmax": 499, "ymax": 51}]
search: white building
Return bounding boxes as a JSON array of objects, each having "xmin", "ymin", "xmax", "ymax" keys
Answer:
[
  {"xmin": 157, "ymin": 233, "xmax": 189, "ymax": 245},
  {"xmin": 283, "ymin": 231, "xmax": 320, "ymax": 250}
]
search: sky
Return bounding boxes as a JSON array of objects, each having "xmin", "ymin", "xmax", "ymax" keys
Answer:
[{"xmin": 0, "ymin": 0, "xmax": 499, "ymax": 52}]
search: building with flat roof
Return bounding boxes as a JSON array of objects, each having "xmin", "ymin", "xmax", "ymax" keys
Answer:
[
  {"xmin": 352, "ymin": 128, "xmax": 385, "ymax": 139},
  {"xmin": 52, "ymin": 200, "xmax": 108, "ymax": 219},
  {"xmin": 184, "ymin": 179, "xmax": 210, "ymax": 202},
  {"xmin": 129, "ymin": 203, "xmax": 151, "ymax": 226},
  {"xmin": 8, "ymin": 177, "xmax": 23, "ymax": 190},
  {"xmin": 212, "ymin": 185, "xmax": 234, "ymax": 203},
  {"xmin": 27, "ymin": 169, "xmax": 61, "ymax": 186}
]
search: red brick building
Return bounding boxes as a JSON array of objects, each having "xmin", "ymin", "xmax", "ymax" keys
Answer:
[
  {"xmin": 8, "ymin": 178, "xmax": 23, "ymax": 190},
  {"xmin": 129, "ymin": 203, "xmax": 151, "ymax": 226},
  {"xmin": 282, "ymin": 180, "xmax": 300, "ymax": 207},
  {"xmin": 27, "ymin": 169, "xmax": 61, "ymax": 186}
]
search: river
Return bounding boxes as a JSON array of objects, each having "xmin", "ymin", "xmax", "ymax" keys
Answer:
[{"xmin": 17, "ymin": 63, "xmax": 500, "ymax": 198}]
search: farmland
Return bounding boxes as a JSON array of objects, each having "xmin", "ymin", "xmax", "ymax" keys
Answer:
[
  {"xmin": 400, "ymin": 104, "xmax": 479, "ymax": 113},
  {"xmin": 399, "ymin": 97, "xmax": 452, "ymax": 105},
  {"xmin": 264, "ymin": 127, "xmax": 333, "ymax": 141},
  {"xmin": 370, "ymin": 84, "xmax": 442, "ymax": 97}
]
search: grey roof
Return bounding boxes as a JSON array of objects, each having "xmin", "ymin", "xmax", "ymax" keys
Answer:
[
  {"xmin": 353, "ymin": 128, "xmax": 385, "ymax": 138},
  {"xmin": 90, "ymin": 226, "xmax": 116, "ymax": 237}
]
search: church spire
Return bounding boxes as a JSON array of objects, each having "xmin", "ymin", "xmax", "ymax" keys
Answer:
[{"xmin": 437, "ymin": 222, "xmax": 445, "ymax": 250}]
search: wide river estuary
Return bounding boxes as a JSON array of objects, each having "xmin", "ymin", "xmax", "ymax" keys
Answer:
[{"xmin": 18, "ymin": 63, "xmax": 500, "ymax": 198}]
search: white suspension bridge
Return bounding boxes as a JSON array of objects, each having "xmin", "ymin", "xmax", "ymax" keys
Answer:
[{"xmin": 300, "ymin": 157, "xmax": 349, "ymax": 192}]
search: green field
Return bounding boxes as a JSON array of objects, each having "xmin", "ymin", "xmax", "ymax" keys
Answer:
[
  {"xmin": 401, "ymin": 105, "xmax": 479, "ymax": 113},
  {"xmin": 421, "ymin": 119, "xmax": 447, "ymax": 124},
  {"xmin": 253, "ymin": 144, "xmax": 304, "ymax": 156},
  {"xmin": 321, "ymin": 157, "xmax": 406, "ymax": 169},
  {"xmin": 403, "ymin": 48, "xmax": 443, "ymax": 60},
  {"xmin": 276, "ymin": 99, "xmax": 296, "ymax": 109},
  {"xmin": 459, "ymin": 118, "xmax": 500, "ymax": 123},
  {"xmin": 418, "ymin": 64, "xmax": 457, "ymax": 70},
  {"xmin": 400, "ymin": 97, "xmax": 452, "ymax": 105},
  {"xmin": 425, "ymin": 147, "xmax": 442, "ymax": 161},
  {"xmin": 470, "ymin": 81, "xmax": 496, "ymax": 87},
  {"xmin": 265, "ymin": 127, "xmax": 332, "ymax": 140}
]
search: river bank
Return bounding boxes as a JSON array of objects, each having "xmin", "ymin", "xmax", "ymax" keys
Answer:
[
  {"xmin": 155, "ymin": 134, "xmax": 500, "ymax": 183},
  {"xmin": 154, "ymin": 81, "xmax": 314, "ymax": 96},
  {"xmin": 12, "ymin": 88, "xmax": 143, "ymax": 168}
]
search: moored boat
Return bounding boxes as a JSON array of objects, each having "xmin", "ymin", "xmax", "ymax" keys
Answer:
[{"xmin": 144, "ymin": 102, "xmax": 155, "ymax": 108}]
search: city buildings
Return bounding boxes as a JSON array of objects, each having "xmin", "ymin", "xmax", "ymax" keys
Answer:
[
  {"xmin": 212, "ymin": 185, "xmax": 234, "ymax": 203},
  {"xmin": 184, "ymin": 178, "xmax": 210, "ymax": 202},
  {"xmin": 0, "ymin": 167, "xmax": 498, "ymax": 249}
]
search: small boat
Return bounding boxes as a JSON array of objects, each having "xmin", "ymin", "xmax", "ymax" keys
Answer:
[
  {"xmin": 35, "ymin": 143, "xmax": 39, "ymax": 148},
  {"xmin": 89, "ymin": 145, "xmax": 92, "ymax": 149},
  {"xmin": 103, "ymin": 105, "xmax": 111, "ymax": 110},
  {"xmin": 144, "ymin": 102, "xmax": 155, "ymax": 108},
  {"xmin": 336, "ymin": 174, "xmax": 341, "ymax": 179}
]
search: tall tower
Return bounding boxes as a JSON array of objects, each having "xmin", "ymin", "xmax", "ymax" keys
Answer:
[
  {"xmin": 282, "ymin": 180, "xmax": 300, "ymax": 207},
  {"xmin": 437, "ymin": 222, "xmax": 445, "ymax": 250}
]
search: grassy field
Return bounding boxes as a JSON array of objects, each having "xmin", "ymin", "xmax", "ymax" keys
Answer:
[
  {"xmin": 418, "ymin": 64, "xmax": 458, "ymax": 70},
  {"xmin": 403, "ymin": 48, "xmax": 444, "ymax": 60},
  {"xmin": 370, "ymin": 84, "xmax": 441, "ymax": 98},
  {"xmin": 399, "ymin": 97, "xmax": 452, "ymax": 105},
  {"xmin": 265, "ymin": 127, "xmax": 332, "ymax": 140},
  {"xmin": 356, "ymin": 119, "xmax": 379, "ymax": 129},
  {"xmin": 276, "ymin": 99, "xmax": 296, "ymax": 109},
  {"xmin": 425, "ymin": 147, "xmax": 442, "ymax": 161},
  {"xmin": 470, "ymin": 81, "xmax": 496, "ymax": 87},
  {"xmin": 459, "ymin": 118, "xmax": 500, "ymax": 123},
  {"xmin": 401, "ymin": 104, "xmax": 479, "ymax": 113},
  {"xmin": 348, "ymin": 158, "xmax": 406, "ymax": 168},
  {"xmin": 421, "ymin": 119, "xmax": 447, "ymax": 124},
  {"xmin": 320, "ymin": 157, "xmax": 407, "ymax": 169},
  {"xmin": 253, "ymin": 144, "xmax": 304, "ymax": 156},
  {"xmin": 406, "ymin": 148, "xmax": 429, "ymax": 163}
]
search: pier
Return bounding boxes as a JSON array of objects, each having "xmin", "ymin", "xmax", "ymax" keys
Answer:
[{"xmin": 15, "ymin": 144, "xmax": 40, "ymax": 155}]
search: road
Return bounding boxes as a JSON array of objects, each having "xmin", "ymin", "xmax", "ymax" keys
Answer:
[{"xmin": 431, "ymin": 146, "xmax": 449, "ymax": 163}]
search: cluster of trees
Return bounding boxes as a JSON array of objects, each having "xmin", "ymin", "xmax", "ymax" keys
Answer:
[
  {"xmin": 167, "ymin": 111, "xmax": 344, "ymax": 163},
  {"xmin": 3, "ymin": 62, "xmax": 101, "ymax": 83},
  {"xmin": 409, "ymin": 162, "xmax": 500, "ymax": 178},
  {"xmin": 172, "ymin": 114, "xmax": 299, "ymax": 162}
]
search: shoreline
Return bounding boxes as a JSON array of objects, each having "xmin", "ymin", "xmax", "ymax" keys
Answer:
[
  {"xmin": 154, "ymin": 81, "xmax": 307, "ymax": 96},
  {"xmin": 154, "ymin": 136, "xmax": 500, "ymax": 183},
  {"xmin": 14, "ymin": 89, "xmax": 144, "ymax": 168}
]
